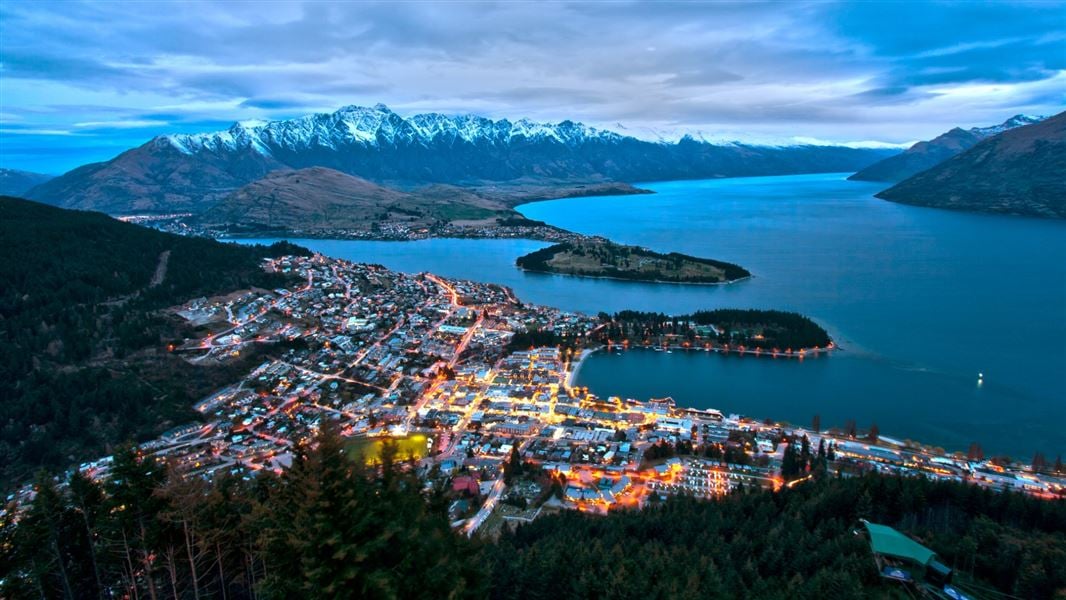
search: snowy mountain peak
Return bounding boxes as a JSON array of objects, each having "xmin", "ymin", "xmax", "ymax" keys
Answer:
[
  {"xmin": 970, "ymin": 114, "xmax": 1045, "ymax": 138},
  {"xmin": 161, "ymin": 105, "xmax": 632, "ymax": 156}
]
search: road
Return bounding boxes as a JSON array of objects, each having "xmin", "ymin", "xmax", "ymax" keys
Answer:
[
  {"xmin": 464, "ymin": 477, "xmax": 506, "ymax": 537},
  {"xmin": 463, "ymin": 435, "xmax": 537, "ymax": 537},
  {"xmin": 149, "ymin": 250, "xmax": 170, "ymax": 287}
]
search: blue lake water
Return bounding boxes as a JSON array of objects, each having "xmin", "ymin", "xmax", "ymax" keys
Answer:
[{"xmin": 234, "ymin": 172, "xmax": 1066, "ymax": 457}]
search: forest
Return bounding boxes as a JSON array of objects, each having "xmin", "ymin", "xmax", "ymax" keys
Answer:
[
  {"xmin": 598, "ymin": 308, "xmax": 832, "ymax": 350},
  {"xmin": 0, "ymin": 197, "xmax": 310, "ymax": 488},
  {"xmin": 4, "ymin": 423, "xmax": 1064, "ymax": 600},
  {"xmin": 490, "ymin": 472, "xmax": 1066, "ymax": 599}
]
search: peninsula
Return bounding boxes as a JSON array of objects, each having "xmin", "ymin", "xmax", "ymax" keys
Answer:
[
  {"xmin": 515, "ymin": 239, "xmax": 751, "ymax": 284},
  {"xmin": 597, "ymin": 309, "xmax": 833, "ymax": 354}
]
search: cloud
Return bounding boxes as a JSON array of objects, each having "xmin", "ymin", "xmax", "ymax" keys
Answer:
[
  {"xmin": 73, "ymin": 119, "xmax": 169, "ymax": 129},
  {"xmin": 1, "ymin": 0, "xmax": 1063, "ymax": 173},
  {"xmin": 0, "ymin": 127, "xmax": 81, "ymax": 136},
  {"xmin": 239, "ymin": 97, "xmax": 316, "ymax": 110}
]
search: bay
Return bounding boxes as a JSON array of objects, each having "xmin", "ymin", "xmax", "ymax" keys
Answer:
[{"xmin": 234, "ymin": 173, "xmax": 1066, "ymax": 457}]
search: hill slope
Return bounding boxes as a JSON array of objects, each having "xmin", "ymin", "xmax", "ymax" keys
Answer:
[
  {"xmin": 875, "ymin": 111, "xmax": 1066, "ymax": 218},
  {"xmin": 849, "ymin": 114, "xmax": 1043, "ymax": 182},
  {"xmin": 0, "ymin": 168, "xmax": 53, "ymax": 196},
  {"xmin": 0, "ymin": 196, "xmax": 306, "ymax": 487},
  {"xmin": 27, "ymin": 104, "xmax": 897, "ymax": 214},
  {"xmin": 197, "ymin": 167, "xmax": 508, "ymax": 232},
  {"xmin": 26, "ymin": 138, "xmax": 283, "ymax": 214}
]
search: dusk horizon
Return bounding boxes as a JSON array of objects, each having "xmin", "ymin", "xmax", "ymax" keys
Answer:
[{"xmin": 2, "ymin": 1, "xmax": 1064, "ymax": 173}]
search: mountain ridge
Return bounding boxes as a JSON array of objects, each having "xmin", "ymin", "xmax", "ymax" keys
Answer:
[
  {"xmin": 0, "ymin": 168, "xmax": 53, "ymax": 197},
  {"xmin": 849, "ymin": 114, "xmax": 1044, "ymax": 183},
  {"xmin": 26, "ymin": 104, "xmax": 898, "ymax": 215},
  {"xmin": 875, "ymin": 111, "xmax": 1066, "ymax": 218}
]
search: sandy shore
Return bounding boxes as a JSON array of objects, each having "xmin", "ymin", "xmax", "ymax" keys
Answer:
[{"xmin": 565, "ymin": 347, "xmax": 601, "ymax": 389}]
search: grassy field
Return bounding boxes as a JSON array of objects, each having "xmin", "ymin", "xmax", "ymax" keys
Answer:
[{"xmin": 346, "ymin": 434, "xmax": 432, "ymax": 464}]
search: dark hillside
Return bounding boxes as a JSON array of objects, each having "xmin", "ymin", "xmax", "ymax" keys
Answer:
[{"xmin": 0, "ymin": 196, "xmax": 308, "ymax": 486}]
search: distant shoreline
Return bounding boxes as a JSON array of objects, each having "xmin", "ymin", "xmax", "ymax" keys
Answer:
[
  {"xmin": 602, "ymin": 341, "xmax": 835, "ymax": 360},
  {"xmin": 518, "ymin": 266, "xmax": 753, "ymax": 286}
]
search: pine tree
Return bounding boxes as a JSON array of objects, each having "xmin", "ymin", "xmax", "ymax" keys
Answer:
[
  {"xmin": 256, "ymin": 422, "xmax": 485, "ymax": 599},
  {"xmin": 22, "ymin": 475, "xmax": 77, "ymax": 600},
  {"xmin": 845, "ymin": 420, "xmax": 857, "ymax": 438},
  {"xmin": 781, "ymin": 439, "xmax": 801, "ymax": 480},
  {"xmin": 504, "ymin": 444, "xmax": 525, "ymax": 484},
  {"xmin": 855, "ymin": 490, "xmax": 873, "ymax": 521},
  {"xmin": 1032, "ymin": 452, "xmax": 1047, "ymax": 472},
  {"xmin": 67, "ymin": 471, "xmax": 106, "ymax": 598},
  {"xmin": 106, "ymin": 445, "xmax": 167, "ymax": 600}
]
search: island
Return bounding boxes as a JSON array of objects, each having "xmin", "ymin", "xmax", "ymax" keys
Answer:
[
  {"xmin": 595, "ymin": 308, "xmax": 833, "ymax": 354},
  {"xmin": 515, "ymin": 239, "xmax": 751, "ymax": 284}
]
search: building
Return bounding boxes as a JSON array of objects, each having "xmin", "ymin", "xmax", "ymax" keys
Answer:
[{"xmin": 863, "ymin": 521, "xmax": 953, "ymax": 589}]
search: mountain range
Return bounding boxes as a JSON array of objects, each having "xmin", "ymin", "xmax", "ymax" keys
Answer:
[
  {"xmin": 25, "ymin": 104, "xmax": 897, "ymax": 215},
  {"xmin": 0, "ymin": 168, "xmax": 53, "ymax": 197},
  {"xmin": 849, "ymin": 114, "xmax": 1044, "ymax": 183},
  {"xmin": 876, "ymin": 111, "xmax": 1066, "ymax": 218}
]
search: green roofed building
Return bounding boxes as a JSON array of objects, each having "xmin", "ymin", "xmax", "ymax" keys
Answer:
[
  {"xmin": 864, "ymin": 521, "xmax": 937, "ymax": 565},
  {"xmin": 862, "ymin": 521, "xmax": 953, "ymax": 588}
]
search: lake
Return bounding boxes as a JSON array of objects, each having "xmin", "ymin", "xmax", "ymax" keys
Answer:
[{"xmin": 234, "ymin": 173, "xmax": 1066, "ymax": 457}]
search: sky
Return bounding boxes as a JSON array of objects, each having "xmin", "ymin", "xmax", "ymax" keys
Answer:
[{"xmin": 1, "ymin": 0, "xmax": 1064, "ymax": 174}]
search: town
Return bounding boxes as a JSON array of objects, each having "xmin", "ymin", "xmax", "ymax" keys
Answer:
[
  {"xmin": 148, "ymin": 213, "xmax": 595, "ymax": 244},
  {"xmin": 23, "ymin": 253, "xmax": 1065, "ymax": 538}
]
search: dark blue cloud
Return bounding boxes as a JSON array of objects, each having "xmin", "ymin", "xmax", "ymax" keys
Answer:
[{"xmin": 239, "ymin": 97, "xmax": 312, "ymax": 110}]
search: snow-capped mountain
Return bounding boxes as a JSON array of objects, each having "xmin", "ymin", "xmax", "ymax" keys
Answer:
[
  {"xmin": 969, "ymin": 114, "xmax": 1043, "ymax": 138},
  {"xmin": 849, "ymin": 114, "xmax": 1046, "ymax": 183},
  {"xmin": 163, "ymin": 104, "xmax": 626, "ymax": 156},
  {"xmin": 27, "ymin": 104, "xmax": 898, "ymax": 214}
]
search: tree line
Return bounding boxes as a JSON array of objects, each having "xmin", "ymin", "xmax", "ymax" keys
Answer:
[
  {"xmin": 490, "ymin": 471, "xmax": 1066, "ymax": 599},
  {"xmin": 1, "ymin": 423, "xmax": 485, "ymax": 600},
  {"xmin": 6, "ymin": 422, "xmax": 1064, "ymax": 599},
  {"xmin": 597, "ymin": 309, "xmax": 831, "ymax": 350}
]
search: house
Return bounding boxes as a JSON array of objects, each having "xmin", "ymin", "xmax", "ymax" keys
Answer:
[{"xmin": 451, "ymin": 475, "xmax": 480, "ymax": 496}]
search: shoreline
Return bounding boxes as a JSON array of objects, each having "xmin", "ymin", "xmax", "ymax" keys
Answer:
[
  {"xmin": 226, "ymin": 234, "xmax": 755, "ymax": 286},
  {"xmin": 602, "ymin": 341, "xmax": 836, "ymax": 360},
  {"xmin": 565, "ymin": 347, "xmax": 598, "ymax": 390},
  {"xmin": 518, "ymin": 266, "xmax": 753, "ymax": 287},
  {"xmin": 566, "ymin": 341, "xmax": 836, "ymax": 390},
  {"xmin": 220, "ymin": 231, "xmax": 568, "ymax": 244}
]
